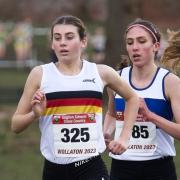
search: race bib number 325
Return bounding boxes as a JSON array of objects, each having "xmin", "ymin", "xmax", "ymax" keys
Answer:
[{"xmin": 52, "ymin": 114, "xmax": 98, "ymax": 157}]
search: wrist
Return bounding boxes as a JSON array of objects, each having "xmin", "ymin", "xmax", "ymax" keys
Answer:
[
  {"xmin": 147, "ymin": 111, "xmax": 157, "ymax": 123},
  {"xmin": 31, "ymin": 111, "xmax": 39, "ymax": 120},
  {"xmin": 118, "ymin": 130, "xmax": 131, "ymax": 142}
]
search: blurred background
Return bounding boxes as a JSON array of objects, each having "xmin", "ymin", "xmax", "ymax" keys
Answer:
[{"xmin": 0, "ymin": 0, "xmax": 179, "ymax": 179}]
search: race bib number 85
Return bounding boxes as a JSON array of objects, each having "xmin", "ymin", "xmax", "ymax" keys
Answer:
[{"xmin": 115, "ymin": 121, "xmax": 157, "ymax": 154}]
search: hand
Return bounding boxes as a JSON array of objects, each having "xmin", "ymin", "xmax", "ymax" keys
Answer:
[
  {"xmin": 138, "ymin": 98, "xmax": 152, "ymax": 121},
  {"xmin": 31, "ymin": 89, "xmax": 46, "ymax": 117},
  {"xmin": 104, "ymin": 133, "xmax": 112, "ymax": 147},
  {"xmin": 108, "ymin": 139, "xmax": 128, "ymax": 155}
]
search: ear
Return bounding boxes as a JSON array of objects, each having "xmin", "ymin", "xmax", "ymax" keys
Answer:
[
  {"xmin": 81, "ymin": 37, "xmax": 88, "ymax": 48},
  {"xmin": 153, "ymin": 42, "xmax": 160, "ymax": 52}
]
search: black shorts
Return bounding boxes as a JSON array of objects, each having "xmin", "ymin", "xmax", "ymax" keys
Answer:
[
  {"xmin": 43, "ymin": 155, "xmax": 109, "ymax": 180},
  {"xmin": 110, "ymin": 156, "xmax": 177, "ymax": 180}
]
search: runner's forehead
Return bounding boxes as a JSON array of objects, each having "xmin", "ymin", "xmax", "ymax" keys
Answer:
[
  {"xmin": 126, "ymin": 26, "xmax": 153, "ymax": 39},
  {"xmin": 53, "ymin": 24, "xmax": 78, "ymax": 34}
]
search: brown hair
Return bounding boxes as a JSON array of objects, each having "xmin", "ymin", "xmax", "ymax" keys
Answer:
[
  {"xmin": 161, "ymin": 30, "xmax": 180, "ymax": 76},
  {"xmin": 125, "ymin": 18, "xmax": 161, "ymax": 44},
  {"xmin": 116, "ymin": 55, "xmax": 131, "ymax": 70},
  {"xmin": 51, "ymin": 15, "xmax": 87, "ymax": 40}
]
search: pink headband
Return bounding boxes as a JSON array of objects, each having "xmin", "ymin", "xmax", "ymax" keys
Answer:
[{"xmin": 126, "ymin": 24, "xmax": 158, "ymax": 43}]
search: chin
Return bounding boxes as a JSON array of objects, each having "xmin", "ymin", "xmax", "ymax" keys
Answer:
[
  {"xmin": 133, "ymin": 62, "xmax": 144, "ymax": 68},
  {"xmin": 61, "ymin": 57, "xmax": 71, "ymax": 62}
]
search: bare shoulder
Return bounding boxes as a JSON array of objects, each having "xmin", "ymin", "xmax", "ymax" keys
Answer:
[
  {"xmin": 97, "ymin": 64, "xmax": 118, "ymax": 78},
  {"xmin": 97, "ymin": 64, "xmax": 114, "ymax": 72},
  {"xmin": 165, "ymin": 73, "xmax": 180, "ymax": 97},
  {"xmin": 165, "ymin": 73, "xmax": 180, "ymax": 86},
  {"xmin": 30, "ymin": 65, "xmax": 43, "ymax": 76},
  {"xmin": 96, "ymin": 64, "xmax": 121, "ymax": 87},
  {"xmin": 25, "ymin": 65, "xmax": 43, "ymax": 89}
]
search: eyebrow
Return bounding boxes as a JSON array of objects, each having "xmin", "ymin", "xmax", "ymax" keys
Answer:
[
  {"xmin": 126, "ymin": 36, "xmax": 146, "ymax": 40},
  {"xmin": 53, "ymin": 32, "xmax": 75, "ymax": 36}
]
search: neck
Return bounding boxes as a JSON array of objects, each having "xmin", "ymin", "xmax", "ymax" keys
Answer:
[
  {"xmin": 132, "ymin": 63, "xmax": 157, "ymax": 80},
  {"xmin": 56, "ymin": 59, "xmax": 83, "ymax": 76}
]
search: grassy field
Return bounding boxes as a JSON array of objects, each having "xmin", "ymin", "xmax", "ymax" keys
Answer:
[
  {"xmin": 0, "ymin": 106, "xmax": 180, "ymax": 180},
  {"xmin": 0, "ymin": 69, "xmax": 180, "ymax": 179}
]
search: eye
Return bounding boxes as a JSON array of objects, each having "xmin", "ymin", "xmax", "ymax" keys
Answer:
[
  {"xmin": 65, "ymin": 32, "xmax": 75, "ymax": 40},
  {"xmin": 54, "ymin": 37, "xmax": 61, "ymax": 41},
  {"xmin": 126, "ymin": 39, "xmax": 133, "ymax": 45},
  {"xmin": 66, "ymin": 35, "xmax": 74, "ymax": 40},
  {"xmin": 138, "ymin": 37, "xmax": 147, "ymax": 44},
  {"xmin": 54, "ymin": 34, "xmax": 61, "ymax": 41}
]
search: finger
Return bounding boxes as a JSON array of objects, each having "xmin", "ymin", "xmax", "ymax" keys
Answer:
[
  {"xmin": 111, "ymin": 147, "xmax": 125, "ymax": 155},
  {"xmin": 110, "ymin": 142, "xmax": 127, "ymax": 155},
  {"xmin": 32, "ymin": 91, "xmax": 45, "ymax": 102},
  {"xmin": 32, "ymin": 95, "xmax": 41, "ymax": 102},
  {"xmin": 108, "ymin": 141, "xmax": 115, "ymax": 150},
  {"xmin": 109, "ymin": 142, "xmax": 118, "ymax": 153},
  {"xmin": 36, "ymin": 92, "xmax": 44, "ymax": 100}
]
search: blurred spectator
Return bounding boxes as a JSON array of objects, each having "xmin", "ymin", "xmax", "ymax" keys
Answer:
[
  {"xmin": 90, "ymin": 26, "xmax": 106, "ymax": 63},
  {"xmin": 161, "ymin": 29, "xmax": 180, "ymax": 76},
  {"xmin": 12, "ymin": 17, "xmax": 33, "ymax": 65},
  {"xmin": 0, "ymin": 22, "xmax": 8, "ymax": 60}
]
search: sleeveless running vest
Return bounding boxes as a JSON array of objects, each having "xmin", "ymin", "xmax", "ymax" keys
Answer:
[
  {"xmin": 39, "ymin": 60, "xmax": 106, "ymax": 164},
  {"xmin": 110, "ymin": 66, "xmax": 175, "ymax": 161}
]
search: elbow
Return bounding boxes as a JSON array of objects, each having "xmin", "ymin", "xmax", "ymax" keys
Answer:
[
  {"xmin": 129, "ymin": 94, "xmax": 139, "ymax": 108},
  {"xmin": 11, "ymin": 118, "xmax": 21, "ymax": 134},
  {"xmin": 127, "ymin": 91, "xmax": 139, "ymax": 103},
  {"xmin": 134, "ymin": 94, "xmax": 139, "ymax": 107},
  {"xmin": 11, "ymin": 124, "xmax": 21, "ymax": 134},
  {"xmin": 134, "ymin": 93, "xmax": 139, "ymax": 102}
]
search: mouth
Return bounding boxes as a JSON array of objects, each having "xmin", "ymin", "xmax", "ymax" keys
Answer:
[
  {"xmin": 132, "ymin": 54, "xmax": 141, "ymax": 60},
  {"xmin": 60, "ymin": 49, "xmax": 69, "ymax": 55}
]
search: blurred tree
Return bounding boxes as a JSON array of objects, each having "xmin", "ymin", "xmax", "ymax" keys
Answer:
[
  {"xmin": 0, "ymin": 0, "xmax": 107, "ymax": 25},
  {"xmin": 0, "ymin": 0, "xmax": 179, "ymax": 27},
  {"xmin": 105, "ymin": 0, "xmax": 126, "ymax": 68},
  {"xmin": 104, "ymin": 0, "xmax": 180, "ymax": 68},
  {"xmin": 105, "ymin": 0, "xmax": 143, "ymax": 68},
  {"xmin": 0, "ymin": 0, "xmax": 179, "ymax": 64}
]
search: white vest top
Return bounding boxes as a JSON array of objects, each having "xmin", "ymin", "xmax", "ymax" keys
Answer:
[
  {"xmin": 39, "ymin": 60, "xmax": 106, "ymax": 164},
  {"xmin": 110, "ymin": 66, "xmax": 175, "ymax": 161}
]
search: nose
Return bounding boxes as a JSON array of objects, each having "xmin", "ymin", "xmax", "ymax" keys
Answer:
[
  {"xmin": 132, "ymin": 41, "xmax": 139, "ymax": 51},
  {"xmin": 60, "ymin": 37, "xmax": 66, "ymax": 46}
]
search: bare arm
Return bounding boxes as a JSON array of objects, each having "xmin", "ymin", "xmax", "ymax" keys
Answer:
[
  {"xmin": 11, "ymin": 66, "xmax": 45, "ymax": 133},
  {"xmin": 103, "ymin": 87, "xmax": 116, "ymax": 146},
  {"xmin": 139, "ymin": 74, "xmax": 180, "ymax": 140},
  {"xmin": 98, "ymin": 65, "xmax": 139, "ymax": 154}
]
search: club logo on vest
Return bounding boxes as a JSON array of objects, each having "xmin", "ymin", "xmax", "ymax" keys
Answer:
[{"xmin": 82, "ymin": 78, "xmax": 95, "ymax": 83}]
